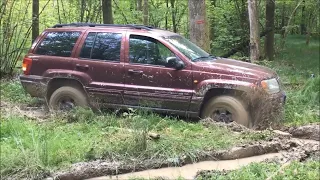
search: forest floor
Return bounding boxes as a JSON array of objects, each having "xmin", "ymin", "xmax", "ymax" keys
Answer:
[{"xmin": 0, "ymin": 35, "xmax": 319, "ymax": 179}]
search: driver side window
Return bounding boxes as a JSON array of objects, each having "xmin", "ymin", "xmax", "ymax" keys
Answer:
[{"xmin": 129, "ymin": 35, "xmax": 175, "ymax": 66}]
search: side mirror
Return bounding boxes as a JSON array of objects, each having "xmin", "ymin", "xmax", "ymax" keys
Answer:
[{"xmin": 166, "ymin": 57, "xmax": 185, "ymax": 70}]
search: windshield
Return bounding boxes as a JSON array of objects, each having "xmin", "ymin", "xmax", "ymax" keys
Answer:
[{"xmin": 164, "ymin": 35, "xmax": 214, "ymax": 62}]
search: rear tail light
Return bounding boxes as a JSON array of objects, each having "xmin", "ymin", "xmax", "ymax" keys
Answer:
[{"xmin": 22, "ymin": 57, "xmax": 32, "ymax": 75}]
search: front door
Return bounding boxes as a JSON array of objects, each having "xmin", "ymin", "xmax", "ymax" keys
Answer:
[{"xmin": 124, "ymin": 35, "xmax": 193, "ymax": 112}]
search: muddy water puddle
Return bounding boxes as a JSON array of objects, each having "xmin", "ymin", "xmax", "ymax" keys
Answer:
[{"xmin": 89, "ymin": 153, "xmax": 283, "ymax": 180}]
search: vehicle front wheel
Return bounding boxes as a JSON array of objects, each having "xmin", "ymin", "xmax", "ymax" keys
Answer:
[
  {"xmin": 201, "ymin": 95, "xmax": 251, "ymax": 127},
  {"xmin": 48, "ymin": 86, "xmax": 89, "ymax": 111}
]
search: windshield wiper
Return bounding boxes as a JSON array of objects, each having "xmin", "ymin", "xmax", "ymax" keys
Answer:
[{"xmin": 192, "ymin": 55, "xmax": 216, "ymax": 62}]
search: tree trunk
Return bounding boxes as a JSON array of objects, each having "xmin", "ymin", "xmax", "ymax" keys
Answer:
[
  {"xmin": 143, "ymin": 0, "xmax": 148, "ymax": 25},
  {"xmin": 188, "ymin": 0, "xmax": 210, "ymax": 52},
  {"xmin": 300, "ymin": 0, "xmax": 306, "ymax": 35},
  {"xmin": 170, "ymin": 0, "xmax": 177, "ymax": 32},
  {"xmin": 102, "ymin": 0, "xmax": 113, "ymax": 24},
  {"xmin": 32, "ymin": 0, "xmax": 39, "ymax": 43},
  {"xmin": 130, "ymin": 0, "xmax": 135, "ymax": 11},
  {"xmin": 57, "ymin": 0, "xmax": 61, "ymax": 23},
  {"xmin": 209, "ymin": 0, "xmax": 217, "ymax": 43},
  {"xmin": 280, "ymin": 2, "xmax": 286, "ymax": 38},
  {"xmin": 222, "ymin": 28, "xmax": 272, "ymax": 58},
  {"xmin": 306, "ymin": 31, "xmax": 311, "ymax": 45},
  {"xmin": 80, "ymin": 0, "xmax": 85, "ymax": 22},
  {"xmin": 265, "ymin": 0, "xmax": 275, "ymax": 61},
  {"xmin": 137, "ymin": 0, "xmax": 142, "ymax": 11},
  {"xmin": 247, "ymin": 0, "xmax": 260, "ymax": 62},
  {"xmin": 281, "ymin": 0, "xmax": 304, "ymax": 48},
  {"xmin": 306, "ymin": 10, "xmax": 316, "ymax": 45},
  {"xmin": 165, "ymin": 0, "xmax": 168, "ymax": 30}
]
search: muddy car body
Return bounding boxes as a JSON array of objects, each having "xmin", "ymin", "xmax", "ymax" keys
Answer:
[{"xmin": 20, "ymin": 23, "xmax": 286, "ymax": 127}]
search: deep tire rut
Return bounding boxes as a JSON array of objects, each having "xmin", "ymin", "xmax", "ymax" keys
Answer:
[{"xmin": 52, "ymin": 138, "xmax": 319, "ymax": 180}]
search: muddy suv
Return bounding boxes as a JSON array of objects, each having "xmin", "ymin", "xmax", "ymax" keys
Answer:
[{"xmin": 20, "ymin": 23, "xmax": 285, "ymax": 127}]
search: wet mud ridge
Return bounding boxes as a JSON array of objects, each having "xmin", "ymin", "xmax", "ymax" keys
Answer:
[
  {"xmin": 1, "ymin": 100, "xmax": 48, "ymax": 121},
  {"xmin": 52, "ymin": 137, "xmax": 319, "ymax": 180}
]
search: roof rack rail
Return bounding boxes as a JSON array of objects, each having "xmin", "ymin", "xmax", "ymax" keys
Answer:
[{"xmin": 52, "ymin": 23, "xmax": 154, "ymax": 30}]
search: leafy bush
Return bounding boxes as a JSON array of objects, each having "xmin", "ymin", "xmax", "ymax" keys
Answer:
[{"xmin": 197, "ymin": 160, "xmax": 320, "ymax": 180}]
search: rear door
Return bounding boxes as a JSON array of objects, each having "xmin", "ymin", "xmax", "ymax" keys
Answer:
[
  {"xmin": 73, "ymin": 29, "xmax": 126, "ymax": 106},
  {"xmin": 123, "ymin": 34, "xmax": 193, "ymax": 112}
]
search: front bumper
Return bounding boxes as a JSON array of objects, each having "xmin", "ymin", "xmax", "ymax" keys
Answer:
[
  {"xmin": 20, "ymin": 75, "xmax": 47, "ymax": 98},
  {"xmin": 270, "ymin": 90, "xmax": 286, "ymax": 105}
]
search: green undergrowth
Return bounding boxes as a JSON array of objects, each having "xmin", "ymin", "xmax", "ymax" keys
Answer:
[
  {"xmin": 197, "ymin": 159, "xmax": 320, "ymax": 180},
  {"xmin": 257, "ymin": 35, "xmax": 319, "ymax": 125},
  {"xmin": 0, "ymin": 108, "xmax": 269, "ymax": 179},
  {"xmin": 0, "ymin": 79, "xmax": 33, "ymax": 104}
]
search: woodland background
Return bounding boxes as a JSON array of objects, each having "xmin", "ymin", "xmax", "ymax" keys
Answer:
[{"xmin": 0, "ymin": 0, "xmax": 319, "ymax": 76}]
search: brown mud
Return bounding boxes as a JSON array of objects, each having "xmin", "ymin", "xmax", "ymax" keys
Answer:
[
  {"xmin": 201, "ymin": 118, "xmax": 320, "ymax": 141},
  {"xmin": 288, "ymin": 124, "xmax": 320, "ymax": 141},
  {"xmin": 51, "ymin": 138, "xmax": 319, "ymax": 180},
  {"xmin": 90, "ymin": 153, "xmax": 283, "ymax": 180},
  {"xmin": 0, "ymin": 100, "xmax": 48, "ymax": 121}
]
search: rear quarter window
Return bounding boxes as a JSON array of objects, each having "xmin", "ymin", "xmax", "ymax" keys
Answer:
[{"xmin": 35, "ymin": 31, "xmax": 81, "ymax": 57}]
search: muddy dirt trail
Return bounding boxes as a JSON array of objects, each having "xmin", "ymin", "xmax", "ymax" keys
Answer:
[
  {"xmin": 53, "ymin": 138, "xmax": 319, "ymax": 180},
  {"xmin": 89, "ymin": 153, "xmax": 283, "ymax": 180},
  {"xmin": 87, "ymin": 139, "xmax": 319, "ymax": 180}
]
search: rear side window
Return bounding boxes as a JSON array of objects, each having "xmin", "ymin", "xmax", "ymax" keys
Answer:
[
  {"xmin": 80, "ymin": 32, "xmax": 122, "ymax": 61},
  {"xmin": 35, "ymin": 31, "xmax": 80, "ymax": 57}
]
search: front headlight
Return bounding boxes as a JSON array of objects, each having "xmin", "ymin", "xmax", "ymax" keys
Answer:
[{"xmin": 261, "ymin": 78, "xmax": 280, "ymax": 94}]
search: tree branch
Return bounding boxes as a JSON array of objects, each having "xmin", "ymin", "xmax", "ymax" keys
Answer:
[
  {"xmin": 113, "ymin": 0, "xmax": 129, "ymax": 24},
  {"xmin": 222, "ymin": 28, "xmax": 272, "ymax": 58}
]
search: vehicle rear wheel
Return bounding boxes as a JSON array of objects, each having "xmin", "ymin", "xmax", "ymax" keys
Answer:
[
  {"xmin": 49, "ymin": 86, "xmax": 88, "ymax": 111},
  {"xmin": 201, "ymin": 95, "xmax": 251, "ymax": 127}
]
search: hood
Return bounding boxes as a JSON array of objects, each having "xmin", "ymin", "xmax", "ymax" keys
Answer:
[{"xmin": 194, "ymin": 58, "xmax": 277, "ymax": 80}]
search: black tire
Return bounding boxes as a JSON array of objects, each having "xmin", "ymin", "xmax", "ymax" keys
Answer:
[
  {"xmin": 201, "ymin": 95, "xmax": 251, "ymax": 127},
  {"xmin": 49, "ymin": 86, "xmax": 88, "ymax": 111}
]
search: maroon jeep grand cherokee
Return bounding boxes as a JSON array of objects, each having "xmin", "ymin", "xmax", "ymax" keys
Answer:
[{"xmin": 20, "ymin": 23, "xmax": 285, "ymax": 127}]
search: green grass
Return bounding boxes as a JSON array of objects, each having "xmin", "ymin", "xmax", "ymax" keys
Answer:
[
  {"xmin": 0, "ymin": 79, "xmax": 33, "ymax": 104},
  {"xmin": 0, "ymin": 108, "xmax": 267, "ymax": 179},
  {"xmin": 264, "ymin": 35, "xmax": 320, "ymax": 125},
  {"xmin": 197, "ymin": 160, "xmax": 320, "ymax": 180}
]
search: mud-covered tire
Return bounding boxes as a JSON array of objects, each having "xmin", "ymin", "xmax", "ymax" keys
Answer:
[
  {"xmin": 48, "ymin": 86, "xmax": 88, "ymax": 111},
  {"xmin": 201, "ymin": 96, "xmax": 251, "ymax": 127}
]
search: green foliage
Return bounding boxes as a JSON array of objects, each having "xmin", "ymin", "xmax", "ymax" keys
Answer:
[
  {"xmin": 197, "ymin": 160, "xmax": 320, "ymax": 180},
  {"xmin": 1, "ymin": 108, "xmax": 263, "ymax": 178},
  {"xmin": 0, "ymin": 117, "xmax": 50, "ymax": 179},
  {"xmin": 0, "ymin": 79, "xmax": 33, "ymax": 103},
  {"xmin": 208, "ymin": 1, "xmax": 249, "ymax": 56},
  {"xmin": 240, "ymin": 130, "xmax": 274, "ymax": 141},
  {"xmin": 272, "ymin": 35, "xmax": 319, "ymax": 125}
]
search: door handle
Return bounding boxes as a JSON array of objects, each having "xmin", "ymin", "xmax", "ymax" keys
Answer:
[
  {"xmin": 128, "ymin": 69, "xmax": 143, "ymax": 74},
  {"xmin": 76, "ymin": 64, "xmax": 89, "ymax": 71}
]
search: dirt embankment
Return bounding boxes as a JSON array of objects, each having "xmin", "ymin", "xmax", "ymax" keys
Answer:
[
  {"xmin": 51, "ymin": 137, "xmax": 319, "ymax": 180},
  {"xmin": 288, "ymin": 125, "xmax": 320, "ymax": 141},
  {"xmin": 201, "ymin": 118, "xmax": 320, "ymax": 141}
]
